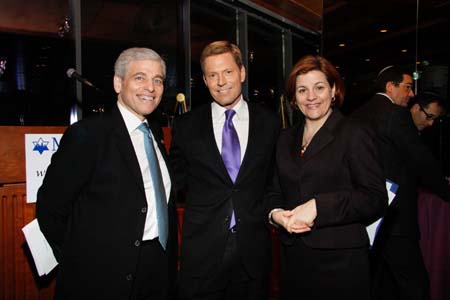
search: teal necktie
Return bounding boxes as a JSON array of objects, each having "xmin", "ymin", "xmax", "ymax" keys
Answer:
[{"xmin": 138, "ymin": 123, "xmax": 168, "ymax": 250}]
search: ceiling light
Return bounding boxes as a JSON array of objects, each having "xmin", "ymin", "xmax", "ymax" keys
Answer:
[
  {"xmin": 339, "ymin": 43, "xmax": 345, "ymax": 47},
  {"xmin": 401, "ymin": 49, "xmax": 408, "ymax": 53},
  {"xmin": 365, "ymin": 58, "xmax": 371, "ymax": 62},
  {"xmin": 379, "ymin": 29, "xmax": 388, "ymax": 33}
]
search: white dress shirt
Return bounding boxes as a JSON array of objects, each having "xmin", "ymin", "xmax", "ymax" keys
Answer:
[
  {"xmin": 211, "ymin": 96, "xmax": 249, "ymax": 163},
  {"xmin": 118, "ymin": 102, "xmax": 171, "ymax": 241}
]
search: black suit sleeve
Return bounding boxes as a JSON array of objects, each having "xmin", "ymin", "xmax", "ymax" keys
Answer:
[
  {"xmin": 389, "ymin": 109, "xmax": 450, "ymax": 201},
  {"xmin": 265, "ymin": 158, "xmax": 285, "ymax": 210},
  {"xmin": 36, "ymin": 124, "xmax": 97, "ymax": 261},
  {"xmin": 315, "ymin": 124, "xmax": 388, "ymax": 227},
  {"xmin": 169, "ymin": 117, "xmax": 188, "ymax": 192}
]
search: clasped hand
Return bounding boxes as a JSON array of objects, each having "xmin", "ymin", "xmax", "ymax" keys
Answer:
[{"xmin": 272, "ymin": 199, "xmax": 317, "ymax": 234}]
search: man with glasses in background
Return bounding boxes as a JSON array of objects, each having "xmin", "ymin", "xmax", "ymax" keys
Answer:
[
  {"xmin": 353, "ymin": 66, "xmax": 450, "ymax": 300},
  {"xmin": 410, "ymin": 91, "xmax": 446, "ymax": 132},
  {"xmin": 409, "ymin": 91, "xmax": 450, "ymax": 186}
]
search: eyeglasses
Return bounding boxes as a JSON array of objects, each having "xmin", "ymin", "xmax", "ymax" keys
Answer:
[{"xmin": 419, "ymin": 105, "xmax": 439, "ymax": 121}]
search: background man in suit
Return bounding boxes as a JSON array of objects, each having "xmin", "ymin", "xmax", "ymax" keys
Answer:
[
  {"xmin": 36, "ymin": 47, "xmax": 177, "ymax": 300},
  {"xmin": 354, "ymin": 66, "xmax": 450, "ymax": 300},
  {"xmin": 410, "ymin": 91, "xmax": 446, "ymax": 132},
  {"xmin": 170, "ymin": 40, "xmax": 280, "ymax": 300}
]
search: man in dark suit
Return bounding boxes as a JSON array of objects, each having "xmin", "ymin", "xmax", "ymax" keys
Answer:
[
  {"xmin": 36, "ymin": 47, "xmax": 177, "ymax": 300},
  {"xmin": 354, "ymin": 66, "xmax": 450, "ymax": 300},
  {"xmin": 170, "ymin": 41, "xmax": 280, "ymax": 300}
]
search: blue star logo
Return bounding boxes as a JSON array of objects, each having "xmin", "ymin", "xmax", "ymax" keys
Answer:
[{"xmin": 32, "ymin": 138, "xmax": 50, "ymax": 155}]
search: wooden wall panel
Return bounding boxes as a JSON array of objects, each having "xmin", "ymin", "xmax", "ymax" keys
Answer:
[
  {"xmin": 0, "ymin": 127, "xmax": 63, "ymax": 300},
  {"xmin": 0, "ymin": 184, "xmax": 56, "ymax": 300}
]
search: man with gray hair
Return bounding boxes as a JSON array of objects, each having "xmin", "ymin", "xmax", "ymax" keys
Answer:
[{"xmin": 37, "ymin": 47, "xmax": 177, "ymax": 300}]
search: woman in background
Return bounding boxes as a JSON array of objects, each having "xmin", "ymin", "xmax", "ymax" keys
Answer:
[{"xmin": 268, "ymin": 55, "xmax": 387, "ymax": 300}]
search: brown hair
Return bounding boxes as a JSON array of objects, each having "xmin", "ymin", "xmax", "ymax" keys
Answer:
[
  {"xmin": 285, "ymin": 55, "xmax": 345, "ymax": 108},
  {"xmin": 200, "ymin": 41, "xmax": 244, "ymax": 73}
]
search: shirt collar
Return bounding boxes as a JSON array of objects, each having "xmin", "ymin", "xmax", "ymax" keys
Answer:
[
  {"xmin": 117, "ymin": 101, "xmax": 146, "ymax": 134},
  {"xmin": 211, "ymin": 95, "xmax": 247, "ymax": 121},
  {"xmin": 376, "ymin": 92, "xmax": 395, "ymax": 104}
]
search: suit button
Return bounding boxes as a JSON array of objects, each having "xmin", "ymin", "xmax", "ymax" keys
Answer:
[
  {"xmin": 141, "ymin": 207, "xmax": 147, "ymax": 213},
  {"xmin": 126, "ymin": 274, "xmax": 132, "ymax": 281},
  {"xmin": 134, "ymin": 240, "xmax": 141, "ymax": 247},
  {"xmin": 224, "ymin": 216, "xmax": 230, "ymax": 223}
]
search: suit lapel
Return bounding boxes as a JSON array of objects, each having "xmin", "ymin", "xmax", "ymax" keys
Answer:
[
  {"xmin": 111, "ymin": 107, "xmax": 145, "ymax": 190},
  {"xmin": 297, "ymin": 110, "xmax": 344, "ymax": 166},
  {"xmin": 291, "ymin": 122, "xmax": 305, "ymax": 170},
  {"xmin": 147, "ymin": 121, "xmax": 176, "ymax": 202},
  {"xmin": 148, "ymin": 121, "xmax": 168, "ymax": 162},
  {"xmin": 201, "ymin": 106, "xmax": 232, "ymax": 184},
  {"xmin": 301, "ymin": 127, "xmax": 334, "ymax": 164},
  {"xmin": 235, "ymin": 103, "xmax": 257, "ymax": 183}
]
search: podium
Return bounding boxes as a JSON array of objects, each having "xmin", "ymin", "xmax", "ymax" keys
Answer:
[{"xmin": 0, "ymin": 126, "xmax": 65, "ymax": 300}]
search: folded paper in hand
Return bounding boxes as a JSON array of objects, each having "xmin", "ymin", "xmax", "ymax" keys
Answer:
[
  {"xmin": 366, "ymin": 179, "xmax": 398, "ymax": 246},
  {"xmin": 22, "ymin": 218, "xmax": 58, "ymax": 276}
]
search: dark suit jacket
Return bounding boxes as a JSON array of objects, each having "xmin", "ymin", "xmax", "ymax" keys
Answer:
[
  {"xmin": 269, "ymin": 109, "xmax": 387, "ymax": 249},
  {"xmin": 354, "ymin": 94, "xmax": 450, "ymax": 239},
  {"xmin": 36, "ymin": 105, "xmax": 177, "ymax": 300},
  {"xmin": 170, "ymin": 101, "xmax": 280, "ymax": 283}
]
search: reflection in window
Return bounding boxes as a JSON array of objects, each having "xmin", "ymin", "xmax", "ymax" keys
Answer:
[
  {"xmin": 0, "ymin": 33, "xmax": 75, "ymax": 125},
  {"xmin": 247, "ymin": 16, "xmax": 283, "ymax": 112},
  {"xmin": 292, "ymin": 33, "xmax": 318, "ymax": 65},
  {"xmin": 81, "ymin": 0, "xmax": 179, "ymax": 127},
  {"xmin": 0, "ymin": 0, "xmax": 74, "ymax": 125}
]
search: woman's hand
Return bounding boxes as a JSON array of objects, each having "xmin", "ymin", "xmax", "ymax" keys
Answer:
[
  {"xmin": 286, "ymin": 198, "xmax": 317, "ymax": 233},
  {"xmin": 272, "ymin": 209, "xmax": 294, "ymax": 230}
]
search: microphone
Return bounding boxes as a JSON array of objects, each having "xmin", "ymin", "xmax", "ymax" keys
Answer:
[{"xmin": 66, "ymin": 68, "xmax": 100, "ymax": 90}]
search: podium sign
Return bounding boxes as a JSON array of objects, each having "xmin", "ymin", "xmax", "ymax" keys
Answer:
[{"xmin": 25, "ymin": 134, "xmax": 62, "ymax": 203}]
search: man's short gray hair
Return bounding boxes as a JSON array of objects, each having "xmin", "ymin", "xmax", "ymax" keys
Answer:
[{"xmin": 114, "ymin": 47, "xmax": 166, "ymax": 79}]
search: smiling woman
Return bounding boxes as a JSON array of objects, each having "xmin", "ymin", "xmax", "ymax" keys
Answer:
[
  {"xmin": 269, "ymin": 54, "xmax": 387, "ymax": 300},
  {"xmin": 295, "ymin": 70, "xmax": 334, "ymax": 124},
  {"xmin": 285, "ymin": 54, "xmax": 345, "ymax": 165}
]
